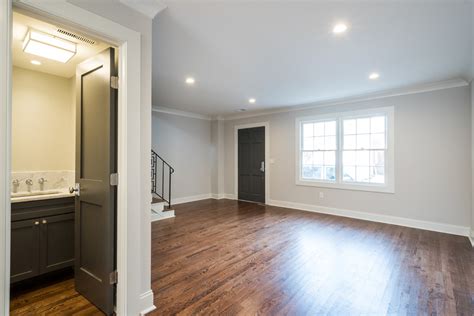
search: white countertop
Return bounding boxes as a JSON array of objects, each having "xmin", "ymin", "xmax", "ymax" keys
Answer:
[{"xmin": 11, "ymin": 188, "xmax": 75, "ymax": 203}]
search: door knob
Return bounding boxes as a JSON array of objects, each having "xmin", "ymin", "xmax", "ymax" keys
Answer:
[
  {"xmin": 69, "ymin": 183, "xmax": 80, "ymax": 196},
  {"xmin": 260, "ymin": 161, "xmax": 265, "ymax": 172}
]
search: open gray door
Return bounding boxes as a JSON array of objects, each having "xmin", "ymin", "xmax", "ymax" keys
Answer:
[{"xmin": 73, "ymin": 47, "xmax": 117, "ymax": 315}]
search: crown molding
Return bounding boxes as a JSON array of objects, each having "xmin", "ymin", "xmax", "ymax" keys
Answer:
[
  {"xmin": 152, "ymin": 106, "xmax": 212, "ymax": 121},
  {"xmin": 119, "ymin": 0, "xmax": 167, "ymax": 19},
  {"xmin": 221, "ymin": 78, "xmax": 469, "ymax": 121}
]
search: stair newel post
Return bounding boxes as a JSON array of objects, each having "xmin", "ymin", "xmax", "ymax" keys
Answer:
[{"xmin": 161, "ymin": 161, "xmax": 165, "ymax": 201}]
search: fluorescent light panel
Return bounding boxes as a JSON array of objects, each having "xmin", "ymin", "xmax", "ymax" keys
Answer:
[{"xmin": 23, "ymin": 29, "xmax": 76, "ymax": 63}]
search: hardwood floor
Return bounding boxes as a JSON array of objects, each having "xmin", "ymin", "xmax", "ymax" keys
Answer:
[
  {"xmin": 150, "ymin": 199, "xmax": 474, "ymax": 315},
  {"xmin": 10, "ymin": 269, "xmax": 102, "ymax": 315}
]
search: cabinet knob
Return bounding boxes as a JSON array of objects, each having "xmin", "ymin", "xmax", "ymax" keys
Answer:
[
  {"xmin": 34, "ymin": 221, "xmax": 39, "ymax": 225},
  {"xmin": 42, "ymin": 220, "xmax": 47, "ymax": 224}
]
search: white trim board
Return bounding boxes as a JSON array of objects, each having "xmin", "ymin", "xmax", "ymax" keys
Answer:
[
  {"xmin": 267, "ymin": 199, "xmax": 471, "ymax": 237},
  {"xmin": 0, "ymin": 0, "xmax": 12, "ymax": 313},
  {"xmin": 234, "ymin": 122, "xmax": 270, "ymax": 203},
  {"xmin": 152, "ymin": 105, "xmax": 212, "ymax": 121},
  {"xmin": 173, "ymin": 194, "xmax": 214, "ymax": 205},
  {"xmin": 222, "ymin": 78, "xmax": 468, "ymax": 121},
  {"xmin": 470, "ymin": 231, "xmax": 474, "ymax": 247}
]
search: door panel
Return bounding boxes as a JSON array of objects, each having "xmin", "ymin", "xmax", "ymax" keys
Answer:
[
  {"xmin": 238, "ymin": 127, "xmax": 265, "ymax": 203},
  {"xmin": 10, "ymin": 219, "xmax": 40, "ymax": 283},
  {"xmin": 75, "ymin": 47, "xmax": 117, "ymax": 315},
  {"xmin": 40, "ymin": 213, "xmax": 74, "ymax": 274}
]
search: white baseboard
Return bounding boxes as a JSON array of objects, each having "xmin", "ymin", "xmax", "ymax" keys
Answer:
[
  {"xmin": 469, "ymin": 230, "xmax": 474, "ymax": 247},
  {"xmin": 173, "ymin": 194, "xmax": 213, "ymax": 205},
  {"xmin": 139, "ymin": 290, "xmax": 155, "ymax": 316},
  {"xmin": 268, "ymin": 199, "xmax": 471, "ymax": 237}
]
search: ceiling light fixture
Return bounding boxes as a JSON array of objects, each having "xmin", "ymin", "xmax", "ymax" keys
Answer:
[
  {"xmin": 185, "ymin": 77, "xmax": 195, "ymax": 85},
  {"xmin": 333, "ymin": 23, "xmax": 348, "ymax": 34},
  {"xmin": 369, "ymin": 72, "xmax": 380, "ymax": 80},
  {"xmin": 30, "ymin": 60, "xmax": 41, "ymax": 65},
  {"xmin": 248, "ymin": 98, "xmax": 256, "ymax": 104},
  {"xmin": 23, "ymin": 29, "xmax": 77, "ymax": 63}
]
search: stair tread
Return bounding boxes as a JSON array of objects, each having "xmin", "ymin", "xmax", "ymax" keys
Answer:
[{"xmin": 152, "ymin": 197, "xmax": 164, "ymax": 204}]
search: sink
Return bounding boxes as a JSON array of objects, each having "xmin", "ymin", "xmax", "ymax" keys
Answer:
[{"xmin": 11, "ymin": 190, "xmax": 61, "ymax": 198}]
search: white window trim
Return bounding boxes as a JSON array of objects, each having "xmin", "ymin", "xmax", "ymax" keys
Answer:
[{"xmin": 295, "ymin": 106, "xmax": 395, "ymax": 193}]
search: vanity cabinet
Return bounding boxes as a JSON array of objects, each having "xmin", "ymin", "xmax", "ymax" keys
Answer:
[{"xmin": 11, "ymin": 197, "xmax": 75, "ymax": 283}]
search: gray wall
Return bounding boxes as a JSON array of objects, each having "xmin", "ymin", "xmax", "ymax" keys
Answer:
[
  {"xmin": 152, "ymin": 111, "xmax": 213, "ymax": 199},
  {"xmin": 223, "ymin": 86, "xmax": 471, "ymax": 228}
]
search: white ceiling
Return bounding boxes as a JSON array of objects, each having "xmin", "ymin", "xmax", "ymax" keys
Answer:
[
  {"xmin": 12, "ymin": 12, "xmax": 109, "ymax": 78},
  {"xmin": 152, "ymin": 1, "xmax": 472, "ymax": 117}
]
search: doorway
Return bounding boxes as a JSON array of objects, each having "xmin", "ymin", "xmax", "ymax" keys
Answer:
[
  {"xmin": 9, "ymin": 10, "xmax": 117, "ymax": 315},
  {"xmin": 235, "ymin": 123, "xmax": 270, "ymax": 204}
]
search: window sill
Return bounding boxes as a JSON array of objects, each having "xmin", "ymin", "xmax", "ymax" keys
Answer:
[{"xmin": 296, "ymin": 179, "xmax": 394, "ymax": 194}]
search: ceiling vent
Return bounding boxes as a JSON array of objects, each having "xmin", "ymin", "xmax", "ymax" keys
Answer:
[{"xmin": 56, "ymin": 28, "xmax": 96, "ymax": 45}]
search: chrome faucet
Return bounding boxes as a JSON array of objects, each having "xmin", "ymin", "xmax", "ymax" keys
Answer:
[
  {"xmin": 38, "ymin": 177, "xmax": 47, "ymax": 185},
  {"xmin": 12, "ymin": 179, "xmax": 19, "ymax": 186},
  {"xmin": 25, "ymin": 179, "xmax": 33, "ymax": 186}
]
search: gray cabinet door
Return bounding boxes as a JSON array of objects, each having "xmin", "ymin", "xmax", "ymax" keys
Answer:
[
  {"xmin": 74, "ymin": 47, "xmax": 117, "ymax": 315},
  {"xmin": 40, "ymin": 213, "xmax": 75, "ymax": 274},
  {"xmin": 10, "ymin": 219, "xmax": 40, "ymax": 283},
  {"xmin": 238, "ymin": 127, "xmax": 266, "ymax": 203}
]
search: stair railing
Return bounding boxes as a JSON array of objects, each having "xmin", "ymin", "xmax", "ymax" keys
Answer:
[{"xmin": 151, "ymin": 150, "xmax": 174, "ymax": 207}]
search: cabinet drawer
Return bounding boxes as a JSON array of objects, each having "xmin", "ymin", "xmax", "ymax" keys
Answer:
[{"xmin": 11, "ymin": 197, "xmax": 74, "ymax": 222}]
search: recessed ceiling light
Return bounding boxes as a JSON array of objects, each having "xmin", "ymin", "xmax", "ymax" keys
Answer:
[
  {"xmin": 30, "ymin": 60, "xmax": 41, "ymax": 65},
  {"xmin": 23, "ymin": 29, "xmax": 76, "ymax": 63},
  {"xmin": 369, "ymin": 72, "xmax": 380, "ymax": 80},
  {"xmin": 185, "ymin": 77, "xmax": 195, "ymax": 85},
  {"xmin": 333, "ymin": 23, "xmax": 348, "ymax": 34},
  {"xmin": 248, "ymin": 98, "xmax": 256, "ymax": 104}
]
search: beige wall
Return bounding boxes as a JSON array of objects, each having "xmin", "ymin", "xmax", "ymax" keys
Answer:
[
  {"xmin": 12, "ymin": 66, "xmax": 74, "ymax": 171},
  {"xmin": 223, "ymin": 86, "xmax": 472, "ymax": 228}
]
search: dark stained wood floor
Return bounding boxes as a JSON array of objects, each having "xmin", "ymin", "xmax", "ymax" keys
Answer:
[
  {"xmin": 10, "ymin": 269, "xmax": 102, "ymax": 315},
  {"xmin": 150, "ymin": 199, "xmax": 474, "ymax": 315}
]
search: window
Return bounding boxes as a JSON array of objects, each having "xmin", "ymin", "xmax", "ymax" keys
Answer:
[{"xmin": 296, "ymin": 107, "xmax": 394, "ymax": 193}]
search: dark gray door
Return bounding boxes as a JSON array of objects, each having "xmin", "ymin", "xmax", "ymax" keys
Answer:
[
  {"xmin": 74, "ymin": 47, "xmax": 117, "ymax": 315},
  {"xmin": 238, "ymin": 127, "xmax": 265, "ymax": 203}
]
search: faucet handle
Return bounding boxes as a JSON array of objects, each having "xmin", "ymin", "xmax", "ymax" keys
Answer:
[
  {"xmin": 25, "ymin": 179, "xmax": 33, "ymax": 186},
  {"xmin": 38, "ymin": 177, "xmax": 47, "ymax": 184},
  {"xmin": 12, "ymin": 179, "xmax": 19, "ymax": 186}
]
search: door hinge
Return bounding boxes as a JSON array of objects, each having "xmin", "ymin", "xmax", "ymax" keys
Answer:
[
  {"xmin": 110, "ymin": 173, "xmax": 119, "ymax": 186},
  {"xmin": 109, "ymin": 270, "xmax": 118, "ymax": 285},
  {"xmin": 111, "ymin": 76, "xmax": 119, "ymax": 89}
]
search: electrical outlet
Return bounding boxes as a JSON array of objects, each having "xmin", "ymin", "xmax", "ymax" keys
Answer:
[{"xmin": 319, "ymin": 192, "xmax": 324, "ymax": 199}]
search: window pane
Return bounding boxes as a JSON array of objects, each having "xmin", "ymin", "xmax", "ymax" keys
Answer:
[
  {"xmin": 356, "ymin": 166, "xmax": 370, "ymax": 182},
  {"xmin": 314, "ymin": 137, "xmax": 324, "ymax": 150},
  {"xmin": 314, "ymin": 151, "xmax": 324, "ymax": 165},
  {"xmin": 356, "ymin": 134, "xmax": 370, "ymax": 149},
  {"xmin": 356, "ymin": 151, "xmax": 370, "ymax": 166},
  {"xmin": 343, "ymin": 150, "xmax": 356, "ymax": 166},
  {"xmin": 304, "ymin": 137, "xmax": 314, "ymax": 150},
  {"xmin": 303, "ymin": 123, "xmax": 314, "ymax": 137},
  {"xmin": 324, "ymin": 151, "xmax": 335, "ymax": 165},
  {"xmin": 302, "ymin": 165, "xmax": 313, "ymax": 179},
  {"xmin": 371, "ymin": 116, "xmax": 385, "ymax": 133},
  {"xmin": 370, "ymin": 133, "xmax": 385, "ymax": 149},
  {"xmin": 324, "ymin": 166, "xmax": 336, "ymax": 181},
  {"xmin": 302, "ymin": 151, "xmax": 313, "ymax": 165},
  {"xmin": 343, "ymin": 166, "xmax": 356, "ymax": 182},
  {"xmin": 324, "ymin": 136, "xmax": 336, "ymax": 150},
  {"xmin": 325, "ymin": 121, "xmax": 336, "ymax": 136},
  {"xmin": 370, "ymin": 166, "xmax": 385, "ymax": 183},
  {"xmin": 357, "ymin": 118, "xmax": 370, "ymax": 134},
  {"xmin": 313, "ymin": 166, "xmax": 322, "ymax": 179},
  {"xmin": 344, "ymin": 135, "xmax": 356, "ymax": 149},
  {"xmin": 370, "ymin": 150, "xmax": 385, "ymax": 166},
  {"xmin": 314, "ymin": 122, "xmax": 325, "ymax": 136},
  {"xmin": 344, "ymin": 119, "xmax": 356, "ymax": 135}
]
